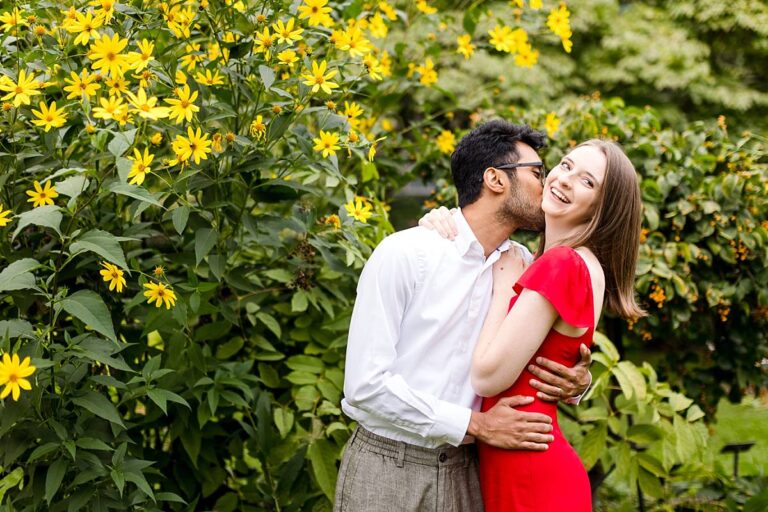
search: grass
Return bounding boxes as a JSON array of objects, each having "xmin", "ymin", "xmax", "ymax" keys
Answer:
[{"xmin": 710, "ymin": 395, "xmax": 768, "ymax": 477}]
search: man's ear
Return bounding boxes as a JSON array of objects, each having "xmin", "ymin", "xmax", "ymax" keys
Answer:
[{"xmin": 482, "ymin": 167, "xmax": 507, "ymax": 194}]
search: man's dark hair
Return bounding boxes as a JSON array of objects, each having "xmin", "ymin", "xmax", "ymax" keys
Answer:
[{"xmin": 450, "ymin": 120, "xmax": 546, "ymax": 207}]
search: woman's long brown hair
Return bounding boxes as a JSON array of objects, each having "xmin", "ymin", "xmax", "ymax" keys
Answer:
[{"xmin": 539, "ymin": 139, "xmax": 646, "ymax": 321}]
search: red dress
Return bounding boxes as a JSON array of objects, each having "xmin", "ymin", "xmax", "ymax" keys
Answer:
[{"xmin": 478, "ymin": 246, "xmax": 594, "ymax": 512}]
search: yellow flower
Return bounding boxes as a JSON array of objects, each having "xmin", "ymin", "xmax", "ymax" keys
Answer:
[
  {"xmin": 545, "ymin": 112, "xmax": 561, "ymax": 138},
  {"xmin": 64, "ymin": 70, "xmax": 100, "ymax": 100},
  {"xmin": 416, "ymin": 0, "xmax": 437, "ymax": 14},
  {"xmin": 105, "ymin": 75, "xmax": 129, "ymax": 97},
  {"xmin": 488, "ymin": 25, "xmax": 528, "ymax": 54},
  {"xmin": 194, "ymin": 69, "xmax": 224, "ymax": 86},
  {"xmin": 175, "ymin": 69, "xmax": 187, "ymax": 85},
  {"xmin": 343, "ymin": 101, "xmax": 364, "ymax": 128},
  {"xmin": 85, "ymin": 123, "xmax": 96, "ymax": 134},
  {"xmin": 324, "ymin": 214, "xmax": 341, "ymax": 229},
  {"xmin": 173, "ymin": 126, "xmax": 212, "ymax": 164},
  {"xmin": 301, "ymin": 60, "xmax": 339, "ymax": 95},
  {"xmin": 456, "ymin": 34, "xmax": 475, "ymax": 59},
  {"xmin": 93, "ymin": 96, "xmax": 128, "ymax": 122},
  {"xmin": 436, "ymin": 130, "xmax": 456, "ymax": 154},
  {"xmin": 150, "ymin": 132, "xmax": 163, "ymax": 145},
  {"xmin": 165, "ymin": 84, "xmax": 199, "ymax": 124},
  {"xmin": 368, "ymin": 143, "xmax": 376, "ymax": 162},
  {"xmin": 344, "ymin": 198, "xmax": 373, "ymax": 223},
  {"xmin": 143, "ymin": 282, "xmax": 177, "ymax": 309},
  {"xmin": 254, "ymin": 27, "xmax": 275, "ymax": 58},
  {"xmin": 250, "ymin": 115, "xmax": 267, "ymax": 140},
  {"xmin": 313, "ymin": 130, "xmax": 341, "ymax": 158},
  {"xmin": 133, "ymin": 69, "xmax": 154, "ymax": 89},
  {"xmin": 31, "ymin": 101, "xmax": 68, "ymax": 132},
  {"xmin": 89, "ymin": 33, "xmax": 130, "ymax": 77},
  {"xmin": 298, "ymin": 0, "xmax": 334, "ymax": 27},
  {"xmin": 368, "ymin": 12, "xmax": 388, "ymax": 39},
  {"xmin": 0, "ymin": 8, "xmax": 28, "ymax": 33},
  {"xmin": 415, "ymin": 58, "xmax": 438, "ymax": 86},
  {"xmin": 514, "ymin": 45, "xmax": 539, "ymax": 68},
  {"xmin": 0, "ymin": 69, "xmax": 42, "ymax": 107},
  {"xmin": 547, "ymin": 3, "xmax": 573, "ymax": 53},
  {"xmin": 337, "ymin": 26, "xmax": 373, "ymax": 57},
  {"xmin": 89, "ymin": 0, "xmax": 116, "ymax": 23},
  {"xmin": 0, "ymin": 204, "xmax": 12, "ymax": 227},
  {"xmin": 272, "ymin": 18, "xmax": 303, "ymax": 44},
  {"xmin": 211, "ymin": 132, "xmax": 223, "ymax": 152},
  {"xmin": 378, "ymin": 1, "xmax": 397, "ymax": 20},
  {"xmin": 128, "ymin": 39, "xmax": 154, "ymax": 72},
  {"xmin": 66, "ymin": 10, "xmax": 104, "ymax": 46},
  {"xmin": 362, "ymin": 54, "xmax": 383, "ymax": 81},
  {"xmin": 153, "ymin": 265, "xmax": 165, "ymax": 276},
  {"xmin": 180, "ymin": 43, "xmax": 205, "ymax": 71},
  {"xmin": 99, "ymin": 261, "xmax": 126, "ymax": 292},
  {"xmin": 0, "ymin": 353, "xmax": 36, "ymax": 402},
  {"xmin": 26, "ymin": 180, "xmax": 59, "ymax": 207},
  {"xmin": 278, "ymin": 49, "xmax": 299, "ymax": 67},
  {"xmin": 127, "ymin": 88, "xmax": 169, "ymax": 120},
  {"xmin": 530, "ymin": 0, "xmax": 543, "ymax": 9},
  {"xmin": 127, "ymin": 147, "xmax": 154, "ymax": 185}
]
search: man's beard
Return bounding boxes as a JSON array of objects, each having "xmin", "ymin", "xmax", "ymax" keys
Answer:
[{"xmin": 495, "ymin": 193, "xmax": 545, "ymax": 232}]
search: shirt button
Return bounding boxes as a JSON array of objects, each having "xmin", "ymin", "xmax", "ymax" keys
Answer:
[{"xmin": 439, "ymin": 453, "xmax": 448, "ymax": 463}]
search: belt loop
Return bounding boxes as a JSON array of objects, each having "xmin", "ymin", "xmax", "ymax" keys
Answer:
[{"xmin": 395, "ymin": 441, "xmax": 406, "ymax": 468}]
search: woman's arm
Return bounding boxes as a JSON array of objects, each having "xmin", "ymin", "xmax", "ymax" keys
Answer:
[{"xmin": 471, "ymin": 252, "xmax": 559, "ymax": 397}]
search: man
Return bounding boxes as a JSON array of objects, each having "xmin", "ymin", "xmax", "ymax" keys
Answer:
[{"xmin": 334, "ymin": 121, "xmax": 592, "ymax": 511}]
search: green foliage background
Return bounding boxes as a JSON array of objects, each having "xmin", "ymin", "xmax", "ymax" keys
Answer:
[{"xmin": 0, "ymin": 0, "xmax": 766, "ymax": 511}]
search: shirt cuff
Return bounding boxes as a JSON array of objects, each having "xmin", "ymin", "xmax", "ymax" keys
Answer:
[
  {"xmin": 565, "ymin": 370, "xmax": 593, "ymax": 405},
  {"xmin": 428, "ymin": 401, "xmax": 473, "ymax": 447}
]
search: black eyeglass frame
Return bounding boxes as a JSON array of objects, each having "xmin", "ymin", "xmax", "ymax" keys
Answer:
[{"xmin": 490, "ymin": 162, "xmax": 547, "ymax": 184}]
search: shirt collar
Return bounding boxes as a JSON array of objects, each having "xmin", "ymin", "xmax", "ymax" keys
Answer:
[{"xmin": 453, "ymin": 209, "xmax": 512, "ymax": 257}]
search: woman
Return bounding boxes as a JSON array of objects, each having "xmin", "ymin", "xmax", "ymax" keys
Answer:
[{"xmin": 420, "ymin": 139, "xmax": 645, "ymax": 511}]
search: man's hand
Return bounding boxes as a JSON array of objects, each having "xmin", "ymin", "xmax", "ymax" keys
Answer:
[
  {"xmin": 528, "ymin": 344, "xmax": 592, "ymax": 402},
  {"xmin": 467, "ymin": 396, "xmax": 554, "ymax": 451}
]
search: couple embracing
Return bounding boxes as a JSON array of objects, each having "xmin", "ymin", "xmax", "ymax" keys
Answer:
[{"xmin": 334, "ymin": 121, "xmax": 644, "ymax": 511}]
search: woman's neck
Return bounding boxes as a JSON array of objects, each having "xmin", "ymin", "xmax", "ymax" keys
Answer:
[{"xmin": 543, "ymin": 218, "xmax": 587, "ymax": 252}]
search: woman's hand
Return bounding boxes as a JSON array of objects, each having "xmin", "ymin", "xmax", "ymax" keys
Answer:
[
  {"xmin": 418, "ymin": 206, "xmax": 458, "ymax": 240},
  {"xmin": 492, "ymin": 248, "xmax": 528, "ymax": 295}
]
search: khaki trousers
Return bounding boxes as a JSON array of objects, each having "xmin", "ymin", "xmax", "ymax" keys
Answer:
[{"xmin": 333, "ymin": 427, "xmax": 484, "ymax": 512}]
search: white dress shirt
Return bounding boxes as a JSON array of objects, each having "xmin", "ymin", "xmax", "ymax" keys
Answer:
[{"xmin": 341, "ymin": 210, "xmax": 533, "ymax": 448}]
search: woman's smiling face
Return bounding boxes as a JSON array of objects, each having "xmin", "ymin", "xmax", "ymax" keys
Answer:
[{"xmin": 541, "ymin": 145, "xmax": 607, "ymax": 225}]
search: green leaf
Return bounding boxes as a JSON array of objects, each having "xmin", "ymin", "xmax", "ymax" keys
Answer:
[
  {"xmin": 12, "ymin": 205, "xmax": 63, "ymax": 240},
  {"xmin": 56, "ymin": 174, "xmax": 89, "ymax": 200},
  {"xmin": 172, "ymin": 205, "xmax": 190, "ymax": 235},
  {"xmin": 216, "ymin": 336, "xmax": 244, "ymax": 359},
  {"xmin": 637, "ymin": 453, "xmax": 667, "ymax": 478},
  {"xmin": 627, "ymin": 424, "xmax": 663, "ymax": 445},
  {"xmin": 264, "ymin": 268, "xmax": 293, "ymax": 283},
  {"xmin": 592, "ymin": 331, "xmax": 619, "ymax": 364},
  {"xmin": 70, "ymin": 229, "xmax": 129, "ymax": 270},
  {"xmin": 107, "ymin": 181, "xmax": 164, "ymax": 207},
  {"xmin": 256, "ymin": 312, "xmax": 281, "ymax": 338},
  {"xmin": 745, "ymin": 488, "xmax": 768, "ymax": 512},
  {"xmin": 108, "ymin": 128, "xmax": 137, "ymax": 157},
  {"xmin": 28, "ymin": 442, "xmax": 59, "ymax": 462},
  {"xmin": 612, "ymin": 361, "xmax": 647, "ymax": 401},
  {"xmin": 60, "ymin": 290, "xmax": 117, "ymax": 343},
  {"xmin": 195, "ymin": 227, "xmax": 218, "ymax": 266},
  {"xmin": 0, "ymin": 467, "xmax": 24, "ymax": 504},
  {"xmin": 76, "ymin": 437, "xmax": 113, "ymax": 451},
  {"xmin": 273, "ymin": 408, "xmax": 294, "ymax": 438},
  {"xmin": 125, "ymin": 471, "xmax": 155, "ymax": 500},
  {"xmin": 0, "ymin": 319, "xmax": 35, "ymax": 340},
  {"xmin": 157, "ymin": 492, "xmax": 187, "ymax": 504},
  {"xmin": 259, "ymin": 65, "xmax": 275, "ymax": 89},
  {"xmin": 72, "ymin": 391, "xmax": 125, "ymax": 428},
  {"xmin": 147, "ymin": 388, "xmax": 190, "ymax": 415},
  {"xmin": 307, "ymin": 438, "xmax": 337, "ymax": 501},
  {"xmin": 667, "ymin": 392, "xmax": 693, "ymax": 412},
  {"xmin": 286, "ymin": 355, "xmax": 324, "ymax": 373},
  {"xmin": 111, "ymin": 469, "xmax": 125, "ymax": 497},
  {"xmin": 0, "ymin": 258, "xmax": 39, "ymax": 292},
  {"xmin": 686, "ymin": 404, "xmax": 706, "ymax": 422},
  {"xmin": 45, "ymin": 458, "xmax": 68, "ymax": 504},
  {"xmin": 637, "ymin": 467, "xmax": 664, "ymax": 498},
  {"xmin": 579, "ymin": 422, "xmax": 607, "ymax": 470},
  {"xmin": 291, "ymin": 290, "xmax": 308, "ymax": 312}
]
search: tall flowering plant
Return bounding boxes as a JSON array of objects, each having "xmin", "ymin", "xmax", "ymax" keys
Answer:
[{"xmin": 0, "ymin": 0, "xmax": 575, "ymax": 509}]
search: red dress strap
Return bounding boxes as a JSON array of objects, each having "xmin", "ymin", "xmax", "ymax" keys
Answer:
[{"xmin": 512, "ymin": 246, "xmax": 594, "ymax": 328}]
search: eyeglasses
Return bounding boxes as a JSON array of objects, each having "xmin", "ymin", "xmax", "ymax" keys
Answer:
[{"xmin": 493, "ymin": 162, "xmax": 546, "ymax": 184}]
